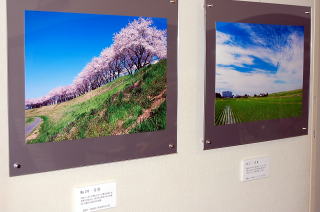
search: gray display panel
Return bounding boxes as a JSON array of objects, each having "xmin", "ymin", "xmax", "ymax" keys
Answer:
[
  {"xmin": 205, "ymin": 0, "xmax": 310, "ymax": 149},
  {"xmin": 8, "ymin": 0, "xmax": 178, "ymax": 176}
]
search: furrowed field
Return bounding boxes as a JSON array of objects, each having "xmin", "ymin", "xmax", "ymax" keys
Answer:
[
  {"xmin": 25, "ymin": 60, "xmax": 167, "ymax": 144},
  {"xmin": 215, "ymin": 89, "xmax": 302, "ymax": 125}
]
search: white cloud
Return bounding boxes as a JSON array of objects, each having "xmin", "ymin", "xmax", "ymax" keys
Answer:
[
  {"xmin": 215, "ymin": 31, "xmax": 304, "ymax": 96},
  {"xmin": 216, "ymin": 31, "xmax": 230, "ymax": 44}
]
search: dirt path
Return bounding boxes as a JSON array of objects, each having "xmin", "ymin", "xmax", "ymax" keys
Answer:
[
  {"xmin": 113, "ymin": 89, "xmax": 167, "ymax": 135},
  {"xmin": 25, "ymin": 117, "xmax": 42, "ymax": 136},
  {"xmin": 220, "ymin": 106, "xmax": 237, "ymax": 125}
]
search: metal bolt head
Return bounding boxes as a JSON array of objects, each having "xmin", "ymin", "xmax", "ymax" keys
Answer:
[
  {"xmin": 305, "ymin": 11, "xmax": 310, "ymax": 14},
  {"xmin": 205, "ymin": 140, "xmax": 211, "ymax": 144},
  {"xmin": 169, "ymin": 144, "xmax": 175, "ymax": 149},
  {"xmin": 302, "ymin": 127, "xmax": 307, "ymax": 130},
  {"xmin": 13, "ymin": 163, "xmax": 21, "ymax": 169},
  {"xmin": 207, "ymin": 4, "xmax": 214, "ymax": 7},
  {"xmin": 170, "ymin": 0, "xmax": 176, "ymax": 4}
]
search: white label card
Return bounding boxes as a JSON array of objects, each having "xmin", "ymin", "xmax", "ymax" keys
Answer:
[
  {"xmin": 241, "ymin": 157, "xmax": 270, "ymax": 182},
  {"xmin": 74, "ymin": 182, "xmax": 116, "ymax": 212}
]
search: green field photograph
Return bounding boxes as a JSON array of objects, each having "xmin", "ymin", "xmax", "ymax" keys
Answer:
[
  {"xmin": 25, "ymin": 11, "xmax": 167, "ymax": 143},
  {"xmin": 215, "ymin": 22, "xmax": 304, "ymax": 125}
]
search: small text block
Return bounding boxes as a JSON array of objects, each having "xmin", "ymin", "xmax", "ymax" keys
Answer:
[
  {"xmin": 74, "ymin": 182, "xmax": 116, "ymax": 212},
  {"xmin": 241, "ymin": 157, "xmax": 270, "ymax": 182}
]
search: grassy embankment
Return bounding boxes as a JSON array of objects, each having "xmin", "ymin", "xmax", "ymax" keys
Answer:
[
  {"xmin": 25, "ymin": 60, "xmax": 167, "ymax": 143},
  {"xmin": 215, "ymin": 89, "xmax": 302, "ymax": 125}
]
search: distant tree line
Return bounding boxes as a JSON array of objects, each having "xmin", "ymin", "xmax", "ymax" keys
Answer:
[
  {"xmin": 25, "ymin": 18, "xmax": 167, "ymax": 109},
  {"xmin": 216, "ymin": 92, "xmax": 269, "ymax": 99}
]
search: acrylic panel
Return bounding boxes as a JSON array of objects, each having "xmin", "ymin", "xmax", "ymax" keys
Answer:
[
  {"xmin": 8, "ymin": 0, "xmax": 177, "ymax": 176},
  {"xmin": 204, "ymin": 0, "xmax": 310, "ymax": 149}
]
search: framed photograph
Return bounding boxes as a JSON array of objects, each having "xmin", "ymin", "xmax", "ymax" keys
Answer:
[
  {"xmin": 204, "ymin": 0, "xmax": 311, "ymax": 149},
  {"xmin": 8, "ymin": 0, "xmax": 178, "ymax": 176}
]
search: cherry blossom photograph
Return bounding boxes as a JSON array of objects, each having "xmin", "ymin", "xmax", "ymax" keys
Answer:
[
  {"xmin": 24, "ymin": 10, "xmax": 167, "ymax": 143},
  {"xmin": 214, "ymin": 22, "xmax": 304, "ymax": 125}
]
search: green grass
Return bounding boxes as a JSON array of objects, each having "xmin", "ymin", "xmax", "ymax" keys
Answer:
[
  {"xmin": 215, "ymin": 89, "xmax": 302, "ymax": 125},
  {"xmin": 26, "ymin": 60, "xmax": 167, "ymax": 143},
  {"xmin": 130, "ymin": 101, "xmax": 167, "ymax": 133},
  {"xmin": 25, "ymin": 117, "xmax": 35, "ymax": 124},
  {"xmin": 28, "ymin": 116, "xmax": 51, "ymax": 144}
]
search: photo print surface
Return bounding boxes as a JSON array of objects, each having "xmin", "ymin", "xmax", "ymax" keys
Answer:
[
  {"xmin": 215, "ymin": 22, "xmax": 304, "ymax": 126},
  {"xmin": 25, "ymin": 11, "xmax": 167, "ymax": 143}
]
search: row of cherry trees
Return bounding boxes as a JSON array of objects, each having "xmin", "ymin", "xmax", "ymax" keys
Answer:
[{"xmin": 25, "ymin": 18, "xmax": 167, "ymax": 109}]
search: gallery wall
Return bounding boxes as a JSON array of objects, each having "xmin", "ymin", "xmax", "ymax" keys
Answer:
[
  {"xmin": 310, "ymin": 0, "xmax": 320, "ymax": 211},
  {"xmin": 0, "ymin": 0, "xmax": 317, "ymax": 212}
]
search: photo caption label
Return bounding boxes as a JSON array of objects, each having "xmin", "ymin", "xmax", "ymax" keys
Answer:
[
  {"xmin": 241, "ymin": 157, "xmax": 270, "ymax": 182},
  {"xmin": 74, "ymin": 182, "xmax": 116, "ymax": 212}
]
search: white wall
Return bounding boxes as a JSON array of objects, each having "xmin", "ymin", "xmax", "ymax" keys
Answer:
[
  {"xmin": 310, "ymin": 0, "xmax": 320, "ymax": 211},
  {"xmin": 0, "ymin": 0, "xmax": 316, "ymax": 211}
]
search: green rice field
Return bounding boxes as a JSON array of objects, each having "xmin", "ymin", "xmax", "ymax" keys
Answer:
[{"xmin": 215, "ymin": 89, "xmax": 302, "ymax": 125}]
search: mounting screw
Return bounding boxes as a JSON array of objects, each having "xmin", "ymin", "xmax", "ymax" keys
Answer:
[
  {"xmin": 302, "ymin": 127, "xmax": 307, "ymax": 130},
  {"xmin": 205, "ymin": 140, "xmax": 211, "ymax": 144},
  {"xmin": 169, "ymin": 144, "xmax": 175, "ymax": 149},
  {"xmin": 207, "ymin": 4, "xmax": 214, "ymax": 7},
  {"xmin": 13, "ymin": 163, "xmax": 21, "ymax": 169},
  {"xmin": 305, "ymin": 11, "xmax": 310, "ymax": 14},
  {"xmin": 169, "ymin": 0, "xmax": 176, "ymax": 4}
]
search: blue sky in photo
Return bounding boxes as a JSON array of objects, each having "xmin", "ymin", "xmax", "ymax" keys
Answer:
[
  {"xmin": 217, "ymin": 55, "xmax": 279, "ymax": 74},
  {"xmin": 25, "ymin": 10, "xmax": 167, "ymax": 99},
  {"xmin": 215, "ymin": 22, "xmax": 304, "ymax": 96},
  {"xmin": 216, "ymin": 22, "xmax": 303, "ymax": 50}
]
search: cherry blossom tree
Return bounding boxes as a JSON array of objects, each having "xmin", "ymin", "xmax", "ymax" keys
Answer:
[
  {"xmin": 25, "ymin": 17, "xmax": 167, "ymax": 109},
  {"xmin": 113, "ymin": 18, "xmax": 167, "ymax": 72}
]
